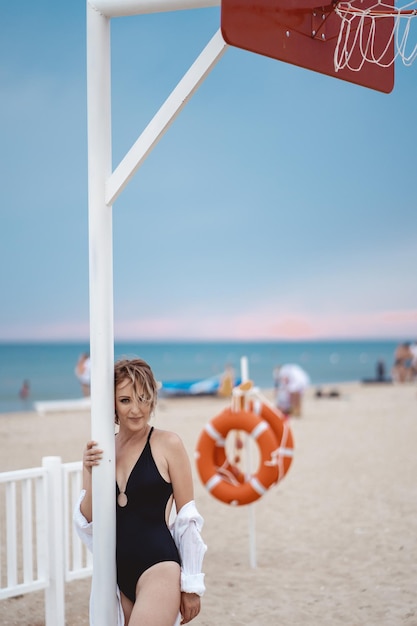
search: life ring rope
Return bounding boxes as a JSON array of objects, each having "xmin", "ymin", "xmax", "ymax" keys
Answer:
[{"xmin": 249, "ymin": 391, "xmax": 294, "ymax": 481}]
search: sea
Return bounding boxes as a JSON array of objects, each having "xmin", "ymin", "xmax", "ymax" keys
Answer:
[{"xmin": 0, "ymin": 339, "xmax": 401, "ymax": 414}]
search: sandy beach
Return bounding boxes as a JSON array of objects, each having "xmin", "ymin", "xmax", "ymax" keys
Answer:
[{"xmin": 0, "ymin": 381, "xmax": 416, "ymax": 626}]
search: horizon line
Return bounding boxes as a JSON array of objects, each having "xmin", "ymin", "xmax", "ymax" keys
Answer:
[{"xmin": 0, "ymin": 336, "xmax": 410, "ymax": 344}]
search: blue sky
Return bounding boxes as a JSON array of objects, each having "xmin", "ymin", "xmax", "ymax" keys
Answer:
[{"xmin": 1, "ymin": 1, "xmax": 416, "ymax": 342}]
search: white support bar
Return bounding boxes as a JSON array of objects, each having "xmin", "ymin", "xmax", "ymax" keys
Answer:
[
  {"xmin": 86, "ymin": 3, "xmax": 227, "ymax": 624},
  {"xmin": 239, "ymin": 356, "xmax": 257, "ymax": 568},
  {"xmin": 35, "ymin": 475, "xmax": 48, "ymax": 584},
  {"xmin": 106, "ymin": 28, "xmax": 227, "ymax": 206},
  {"xmin": 43, "ymin": 457, "xmax": 65, "ymax": 626},
  {"xmin": 89, "ymin": 0, "xmax": 219, "ymax": 18},
  {"xmin": 6, "ymin": 483, "xmax": 17, "ymax": 587},
  {"xmin": 248, "ymin": 503, "xmax": 257, "ymax": 568},
  {"xmin": 86, "ymin": 4, "xmax": 118, "ymax": 626},
  {"xmin": 22, "ymin": 480, "xmax": 34, "ymax": 584},
  {"xmin": 240, "ymin": 356, "xmax": 249, "ymax": 383}
]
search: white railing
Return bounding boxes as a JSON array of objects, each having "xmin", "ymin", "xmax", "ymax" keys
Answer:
[{"xmin": 0, "ymin": 457, "xmax": 92, "ymax": 625}]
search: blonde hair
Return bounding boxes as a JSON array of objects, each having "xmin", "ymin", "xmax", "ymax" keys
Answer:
[{"xmin": 114, "ymin": 358, "xmax": 158, "ymax": 423}]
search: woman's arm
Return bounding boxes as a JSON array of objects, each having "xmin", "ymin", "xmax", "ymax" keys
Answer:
[
  {"xmin": 172, "ymin": 499, "xmax": 207, "ymax": 624},
  {"xmin": 166, "ymin": 432, "xmax": 207, "ymax": 624},
  {"xmin": 166, "ymin": 432, "xmax": 195, "ymax": 511}
]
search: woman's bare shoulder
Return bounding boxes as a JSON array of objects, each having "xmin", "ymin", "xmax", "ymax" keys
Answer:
[{"xmin": 152, "ymin": 427, "xmax": 184, "ymax": 448}]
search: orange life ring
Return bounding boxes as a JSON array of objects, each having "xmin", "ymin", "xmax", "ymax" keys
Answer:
[
  {"xmin": 195, "ymin": 407, "xmax": 279, "ymax": 506},
  {"xmin": 248, "ymin": 399, "xmax": 295, "ymax": 481}
]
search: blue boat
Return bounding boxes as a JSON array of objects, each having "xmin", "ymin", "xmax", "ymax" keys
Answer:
[{"xmin": 160, "ymin": 375, "xmax": 241, "ymax": 397}]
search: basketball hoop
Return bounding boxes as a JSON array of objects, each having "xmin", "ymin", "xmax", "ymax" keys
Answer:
[
  {"xmin": 221, "ymin": 0, "xmax": 396, "ymax": 92},
  {"xmin": 334, "ymin": 0, "xmax": 417, "ymax": 71}
]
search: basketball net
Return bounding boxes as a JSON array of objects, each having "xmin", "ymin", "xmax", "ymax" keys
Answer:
[{"xmin": 334, "ymin": 0, "xmax": 417, "ymax": 71}]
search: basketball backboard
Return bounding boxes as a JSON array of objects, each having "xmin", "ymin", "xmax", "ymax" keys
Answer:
[{"xmin": 221, "ymin": 0, "xmax": 395, "ymax": 93}]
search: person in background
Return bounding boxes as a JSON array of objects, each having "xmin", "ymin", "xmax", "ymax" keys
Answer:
[
  {"xmin": 409, "ymin": 341, "xmax": 417, "ymax": 381},
  {"xmin": 217, "ymin": 363, "xmax": 235, "ymax": 398},
  {"xmin": 19, "ymin": 379, "xmax": 30, "ymax": 400},
  {"xmin": 376, "ymin": 358, "xmax": 386, "ymax": 381},
  {"xmin": 392, "ymin": 342, "xmax": 414, "ymax": 383},
  {"xmin": 273, "ymin": 364, "xmax": 310, "ymax": 417},
  {"xmin": 75, "ymin": 352, "xmax": 91, "ymax": 397},
  {"xmin": 73, "ymin": 358, "xmax": 206, "ymax": 626}
]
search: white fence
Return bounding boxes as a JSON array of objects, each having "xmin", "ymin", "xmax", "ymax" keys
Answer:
[{"xmin": 0, "ymin": 457, "xmax": 92, "ymax": 625}]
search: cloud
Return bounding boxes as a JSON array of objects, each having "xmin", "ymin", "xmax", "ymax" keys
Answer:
[
  {"xmin": 111, "ymin": 308, "xmax": 417, "ymax": 340},
  {"xmin": 1, "ymin": 307, "xmax": 414, "ymax": 342}
]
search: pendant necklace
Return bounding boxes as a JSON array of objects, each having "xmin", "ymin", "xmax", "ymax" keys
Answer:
[
  {"xmin": 117, "ymin": 425, "xmax": 150, "ymax": 508},
  {"xmin": 117, "ymin": 490, "xmax": 128, "ymax": 507}
]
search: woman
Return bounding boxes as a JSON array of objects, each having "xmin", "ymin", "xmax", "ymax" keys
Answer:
[{"xmin": 74, "ymin": 358, "xmax": 206, "ymax": 625}]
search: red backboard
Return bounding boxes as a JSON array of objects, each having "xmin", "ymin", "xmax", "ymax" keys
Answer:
[{"xmin": 221, "ymin": 0, "xmax": 395, "ymax": 93}]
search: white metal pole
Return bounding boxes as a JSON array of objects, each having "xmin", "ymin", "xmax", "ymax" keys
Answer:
[
  {"xmin": 240, "ymin": 356, "xmax": 257, "ymax": 568},
  {"xmin": 43, "ymin": 457, "xmax": 65, "ymax": 626},
  {"xmin": 106, "ymin": 29, "xmax": 227, "ymax": 206},
  {"xmin": 240, "ymin": 355, "xmax": 249, "ymax": 383},
  {"xmin": 87, "ymin": 4, "xmax": 117, "ymax": 625},
  {"xmin": 248, "ymin": 502, "xmax": 257, "ymax": 569},
  {"xmin": 90, "ymin": 0, "xmax": 220, "ymax": 18}
]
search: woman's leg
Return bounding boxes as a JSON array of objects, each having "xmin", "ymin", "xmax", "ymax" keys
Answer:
[
  {"xmin": 120, "ymin": 592, "xmax": 134, "ymax": 625},
  {"xmin": 128, "ymin": 561, "xmax": 181, "ymax": 626}
]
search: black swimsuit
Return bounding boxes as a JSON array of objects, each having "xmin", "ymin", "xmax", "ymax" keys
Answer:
[{"xmin": 116, "ymin": 427, "xmax": 181, "ymax": 602}]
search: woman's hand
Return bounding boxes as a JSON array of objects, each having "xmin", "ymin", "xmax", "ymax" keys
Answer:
[
  {"xmin": 180, "ymin": 592, "xmax": 201, "ymax": 624},
  {"xmin": 83, "ymin": 441, "xmax": 103, "ymax": 474}
]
